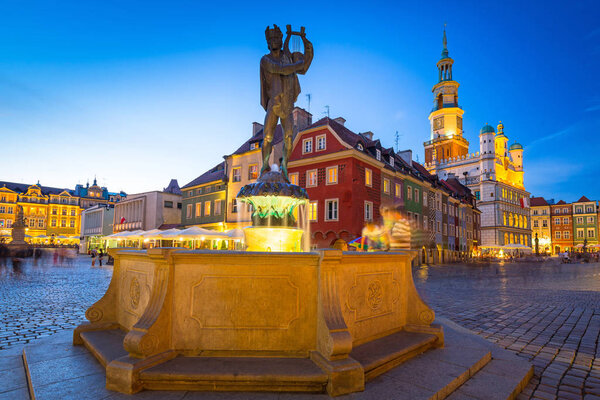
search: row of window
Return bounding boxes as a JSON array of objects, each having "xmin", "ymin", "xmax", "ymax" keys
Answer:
[
  {"xmin": 0, "ymin": 219, "xmax": 12, "ymax": 228},
  {"xmin": 302, "ymin": 135, "xmax": 327, "ymax": 154},
  {"xmin": 0, "ymin": 206, "xmax": 14, "ymax": 214},
  {"xmin": 164, "ymin": 201, "xmax": 182, "ymax": 209},
  {"xmin": 573, "ymin": 216, "xmax": 596, "ymax": 225},
  {"xmin": 574, "ymin": 205, "xmax": 596, "ymax": 214},
  {"xmin": 187, "ymin": 184, "xmax": 226, "ymax": 197},
  {"xmin": 186, "ymin": 200, "xmax": 224, "ymax": 219},
  {"xmin": 502, "ymin": 212, "xmax": 528, "ymax": 228},
  {"xmin": 504, "ymin": 233, "xmax": 530, "ymax": 245},
  {"xmin": 231, "ymin": 164, "xmax": 259, "ymax": 183},
  {"xmin": 576, "ymin": 228, "xmax": 596, "ymax": 238}
]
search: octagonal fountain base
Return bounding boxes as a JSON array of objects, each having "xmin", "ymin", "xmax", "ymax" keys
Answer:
[{"xmin": 74, "ymin": 248, "xmax": 443, "ymax": 396}]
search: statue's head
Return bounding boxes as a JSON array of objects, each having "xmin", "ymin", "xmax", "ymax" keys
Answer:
[{"xmin": 265, "ymin": 25, "xmax": 283, "ymax": 51}]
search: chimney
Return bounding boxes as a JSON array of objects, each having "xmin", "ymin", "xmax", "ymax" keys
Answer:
[
  {"xmin": 398, "ymin": 150, "xmax": 412, "ymax": 165},
  {"xmin": 252, "ymin": 122, "xmax": 263, "ymax": 136},
  {"xmin": 333, "ymin": 117, "xmax": 346, "ymax": 126},
  {"xmin": 292, "ymin": 107, "xmax": 312, "ymax": 135},
  {"xmin": 362, "ymin": 131, "xmax": 374, "ymax": 141}
]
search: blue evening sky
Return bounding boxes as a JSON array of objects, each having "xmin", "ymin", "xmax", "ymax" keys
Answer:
[{"xmin": 0, "ymin": 0, "xmax": 598, "ymax": 201}]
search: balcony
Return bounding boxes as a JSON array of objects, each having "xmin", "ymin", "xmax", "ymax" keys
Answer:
[{"xmin": 424, "ymin": 135, "xmax": 469, "ymax": 147}]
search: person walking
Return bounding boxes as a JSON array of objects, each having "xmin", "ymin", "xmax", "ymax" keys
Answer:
[
  {"xmin": 91, "ymin": 248, "xmax": 97, "ymax": 267},
  {"xmin": 98, "ymin": 249, "xmax": 104, "ymax": 267}
]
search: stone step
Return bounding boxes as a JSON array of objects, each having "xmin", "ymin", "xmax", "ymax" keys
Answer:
[
  {"xmin": 140, "ymin": 356, "xmax": 328, "ymax": 392},
  {"xmin": 447, "ymin": 349, "xmax": 534, "ymax": 400},
  {"xmin": 350, "ymin": 330, "xmax": 439, "ymax": 381},
  {"xmin": 79, "ymin": 329, "xmax": 128, "ymax": 367},
  {"xmin": 0, "ymin": 346, "xmax": 30, "ymax": 400}
]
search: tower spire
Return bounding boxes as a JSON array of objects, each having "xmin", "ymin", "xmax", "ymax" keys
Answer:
[{"xmin": 441, "ymin": 24, "xmax": 449, "ymax": 59}]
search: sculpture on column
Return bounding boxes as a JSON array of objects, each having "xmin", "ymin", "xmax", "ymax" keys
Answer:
[{"xmin": 260, "ymin": 24, "xmax": 313, "ymax": 181}]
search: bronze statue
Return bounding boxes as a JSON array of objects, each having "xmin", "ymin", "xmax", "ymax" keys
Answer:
[{"xmin": 260, "ymin": 24, "xmax": 313, "ymax": 181}]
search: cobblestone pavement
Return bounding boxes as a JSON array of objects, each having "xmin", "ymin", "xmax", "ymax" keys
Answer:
[
  {"xmin": 0, "ymin": 254, "xmax": 112, "ymax": 350},
  {"xmin": 414, "ymin": 259, "xmax": 600, "ymax": 400},
  {"xmin": 2, "ymin": 255, "xmax": 600, "ymax": 399}
]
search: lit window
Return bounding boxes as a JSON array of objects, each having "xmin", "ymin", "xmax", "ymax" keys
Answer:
[
  {"xmin": 303, "ymin": 138, "xmax": 313, "ymax": 154},
  {"xmin": 250, "ymin": 142, "xmax": 259, "ymax": 150},
  {"xmin": 364, "ymin": 201, "xmax": 373, "ymax": 221},
  {"xmin": 70, "ymin": 219, "xmax": 75, "ymax": 228},
  {"xmin": 407, "ymin": 187, "xmax": 413, "ymax": 201},
  {"xmin": 316, "ymin": 135, "xmax": 326, "ymax": 151},
  {"xmin": 376, "ymin": 149, "xmax": 381, "ymax": 161},
  {"xmin": 248, "ymin": 164, "xmax": 258, "ymax": 180},
  {"xmin": 307, "ymin": 170, "xmax": 317, "ymax": 187},
  {"xmin": 365, "ymin": 168, "xmax": 372, "ymax": 187},
  {"xmin": 309, "ymin": 201, "xmax": 317, "ymax": 222},
  {"xmin": 196, "ymin": 203, "xmax": 202, "ymax": 217},
  {"xmin": 71, "ymin": 209, "xmax": 76, "ymax": 216},
  {"xmin": 325, "ymin": 199, "xmax": 339, "ymax": 221},
  {"xmin": 204, "ymin": 201, "xmax": 211, "ymax": 216},
  {"xmin": 214, "ymin": 200, "xmax": 222, "ymax": 215},
  {"xmin": 6, "ymin": 220, "xmax": 12, "ymax": 228},
  {"xmin": 289, "ymin": 173, "xmax": 299, "ymax": 186},
  {"xmin": 383, "ymin": 178, "xmax": 390, "ymax": 194},
  {"xmin": 395, "ymin": 183, "xmax": 401, "ymax": 198},
  {"xmin": 61, "ymin": 219, "xmax": 66, "ymax": 227},
  {"xmin": 326, "ymin": 166, "xmax": 338, "ymax": 185},
  {"xmin": 232, "ymin": 167, "xmax": 241, "ymax": 182},
  {"xmin": 186, "ymin": 204, "xmax": 193, "ymax": 219},
  {"xmin": 51, "ymin": 219, "xmax": 57, "ymax": 227},
  {"xmin": 588, "ymin": 229, "xmax": 596, "ymax": 238}
]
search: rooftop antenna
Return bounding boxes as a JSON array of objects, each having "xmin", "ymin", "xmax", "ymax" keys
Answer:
[
  {"xmin": 306, "ymin": 93, "xmax": 312, "ymax": 113},
  {"xmin": 394, "ymin": 131, "xmax": 404, "ymax": 152},
  {"xmin": 323, "ymin": 105, "xmax": 330, "ymax": 118}
]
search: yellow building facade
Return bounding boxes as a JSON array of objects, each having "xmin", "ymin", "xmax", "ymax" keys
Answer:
[{"xmin": 0, "ymin": 182, "xmax": 82, "ymax": 245}]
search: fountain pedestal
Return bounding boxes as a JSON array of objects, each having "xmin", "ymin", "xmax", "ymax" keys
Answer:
[{"xmin": 74, "ymin": 248, "xmax": 442, "ymax": 396}]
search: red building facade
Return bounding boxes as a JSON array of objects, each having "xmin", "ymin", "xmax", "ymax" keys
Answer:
[{"xmin": 288, "ymin": 118, "xmax": 396, "ymax": 248}]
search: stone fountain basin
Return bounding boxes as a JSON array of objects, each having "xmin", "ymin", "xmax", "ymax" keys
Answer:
[{"xmin": 74, "ymin": 248, "xmax": 443, "ymax": 396}]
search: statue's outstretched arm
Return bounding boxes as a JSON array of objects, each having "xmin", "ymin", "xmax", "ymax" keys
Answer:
[
  {"xmin": 261, "ymin": 56, "xmax": 304, "ymax": 76},
  {"xmin": 297, "ymin": 37, "xmax": 313, "ymax": 75}
]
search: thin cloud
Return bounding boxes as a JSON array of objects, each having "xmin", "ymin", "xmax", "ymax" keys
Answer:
[
  {"xmin": 585, "ymin": 104, "xmax": 600, "ymax": 112},
  {"xmin": 525, "ymin": 125, "xmax": 573, "ymax": 149}
]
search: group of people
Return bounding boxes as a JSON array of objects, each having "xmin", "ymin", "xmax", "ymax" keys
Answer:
[
  {"xmin": 89, "ymin": 248, "xmax": 105, "ymax": 267},
  {"xmin": 360, "ymin": 207, "xmax": 418, "ymax": 251},
  {"xmin": 0, "ymin": 244, "xmax": 78, "ymax": 269}
]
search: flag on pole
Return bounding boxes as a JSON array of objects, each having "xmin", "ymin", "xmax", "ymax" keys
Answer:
[
  {"xmin": 520, "ymin": 197, "xmax": 530, "ymax": 208},
  {"xmin": 120, "ymin": 217, "xmax": 126, "ymax": 224}
]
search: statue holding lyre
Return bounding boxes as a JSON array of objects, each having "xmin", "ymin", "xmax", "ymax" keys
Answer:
[{"xmin": 260, "ymin": 24, "xmax": 313, "ymax": 181}]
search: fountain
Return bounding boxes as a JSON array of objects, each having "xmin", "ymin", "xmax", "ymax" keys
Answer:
[
  {"xmin": 72, "ymin": 24, "xmax": 443, "ymax": 397},
  {"xmin": 237, "ymin": 165, "xmax": 308, "ymax": 252}
]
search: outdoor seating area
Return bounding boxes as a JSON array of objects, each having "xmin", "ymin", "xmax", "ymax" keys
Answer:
[{"xmin": 102, "ymin": 227, "xmax": 245, "ymax": 250}]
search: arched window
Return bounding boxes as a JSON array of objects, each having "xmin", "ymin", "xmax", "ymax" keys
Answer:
[
  {"xmin": 437, "ymin": 94, "xmax": 443, "ymax": 110},
  {"xmin": 504, "ymin": 233, "xmax": 509, "ymax": 244}
]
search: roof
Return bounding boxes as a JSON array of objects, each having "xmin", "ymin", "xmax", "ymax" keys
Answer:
[
  {"xmin": 509, "ymin": 143, "xmax": 523, "ymax": 150},
  {"xmin": 576, "ymin": 196, "xmax": 591, "ymax": 203},
  {"xmin": 182, "ymin": 162, "xmax": 226, "ymax": 189},
  {"xmin": 230, "ymin": 125, "xmax": 283, "ymax": 156},
  {"xmin": 0, "ymin": 181, "xmax": 74, "ymax": 196},
  {"xmin": 480, "ymin": 124, "xmax": 495, "ymax": 134},
  {"xmin": 530, "ymin": 197, "xmax": 549, "ymax": 207},
  {"xmin": 306, "ymin": 117, "xmax": 373, "ymax": 148},
  {"xmin": 555, "ymin": 200, "xmax": 567, "ymax": 205},
  {"xmin": 163, "ymin": 179, "xmax": 182, "ymax": 195}
]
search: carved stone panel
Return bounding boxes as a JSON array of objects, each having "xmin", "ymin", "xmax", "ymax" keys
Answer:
[
  {"xmin": 191, "ymin": 275, "xmax": 299, "ymax": 330},
  {"xmin": 433, "ymin": 116, "xmax": 444, "ymax": 130},
  {"xmin": 347, "ymin": 272, "xmax": 400, "ymax": 322},
  {"xmin": 120, "ymin": 268, "xmax": 151, "ymax": 323}
]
